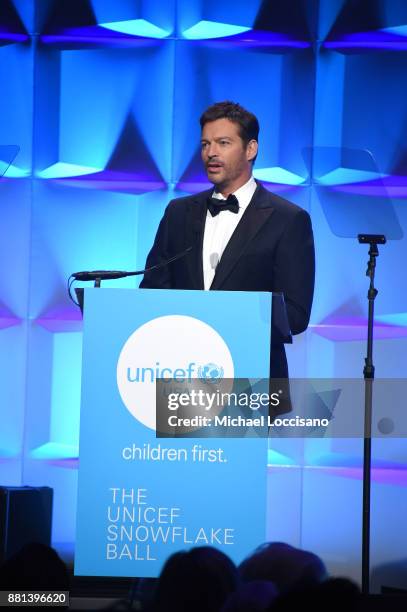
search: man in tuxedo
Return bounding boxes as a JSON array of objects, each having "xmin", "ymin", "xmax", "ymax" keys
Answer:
[{"xmin": 140, "ymin": 101, "xmax": 315, "ymax": 380}]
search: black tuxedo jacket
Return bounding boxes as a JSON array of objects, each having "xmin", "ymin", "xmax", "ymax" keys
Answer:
[{"xmin": 140, "ymin": 182, "xmax": 315, "ymax": 379}]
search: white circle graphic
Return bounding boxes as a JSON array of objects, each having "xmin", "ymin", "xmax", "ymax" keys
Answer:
[{"xmin": 117, "ymin": 315, "xmax": 234, "ymax": 430}]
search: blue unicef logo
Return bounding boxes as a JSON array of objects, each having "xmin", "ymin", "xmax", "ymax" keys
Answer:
[
  {"xmin": 198, "ymin": 363, "xmax": 224, "ymax": 383},
  {"xmin": 117, "ymin": 315, "xmax": 234, "ymax": 430}
]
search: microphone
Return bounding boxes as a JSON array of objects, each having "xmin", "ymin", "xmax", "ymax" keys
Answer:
[
  {"xmin": 71, "ymin": 246, "xmax": 193, "ymax": 282},
  {"xmin": 72, "ymin": 270, "xmax": 130, "ymax": 281},
  {"xmin": 209, "ymin": 252, "xmax": 219, "ymax": 271}
]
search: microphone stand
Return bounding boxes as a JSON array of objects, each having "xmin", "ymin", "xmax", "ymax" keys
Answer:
[{"xmin": 358, "ymin": 233, "xmax": 386, "ymax": 595}]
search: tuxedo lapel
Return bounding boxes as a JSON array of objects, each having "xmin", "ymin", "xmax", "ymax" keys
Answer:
[
  {"xmin": 210, "ymin": 184, "xmax": 275, "ymax": 290},
  {"xmin": 185, "ymin": 190, "xmax": 211, "ymax": 289}
]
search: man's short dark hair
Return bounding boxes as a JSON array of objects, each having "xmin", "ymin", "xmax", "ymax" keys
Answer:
[{"xmin": 200, "ymin": 101, "xmax": 259, "ymax": 146}]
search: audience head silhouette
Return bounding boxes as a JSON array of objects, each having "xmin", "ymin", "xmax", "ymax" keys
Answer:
[
  {"xmin": 153, "ymin": 546, "xmax": 238, "ymax": 612},
  {"xmin": 0, "ymin": 542, "xmax": 69, "ymax": 591},
  {"xmin": 239, "ymin": 542, "xmax": 327, "ymax": 593}
]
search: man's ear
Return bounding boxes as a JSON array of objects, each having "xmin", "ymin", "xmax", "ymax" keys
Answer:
[{"xmin": 246, "ymin": 139, "xmax": 258, "ymax": 162}]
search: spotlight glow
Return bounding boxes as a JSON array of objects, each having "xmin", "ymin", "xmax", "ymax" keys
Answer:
[
  {"xmin": 315, "ymin": 168, "xmax": 388, "ymax": 185},
  {"xmin": 36, "ymin": 162, "xmax": 103, "ymax": 179},
  {"xmin": 253, "ymin": 167, "xmax": 305, "ymax": 185},
  {"xmin": 182, "ymin": 20, "xmax": 250, "ymax": 40},
  {"xmin": 100, "ymin": 19, "xmax": 170, "ymax": 39}
]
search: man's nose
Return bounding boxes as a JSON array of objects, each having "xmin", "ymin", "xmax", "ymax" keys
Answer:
[{"xmin": 207, "ymin": 143, "xmax": 219, "ymax": 158}]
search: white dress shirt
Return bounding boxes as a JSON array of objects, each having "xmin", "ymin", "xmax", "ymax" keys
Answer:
[{"xmin": 202, "ymin": 176, "xmax": 257, "ymax": 289}]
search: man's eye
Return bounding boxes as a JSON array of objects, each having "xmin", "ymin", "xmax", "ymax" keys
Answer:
[
  {"xmin": 220, "ymin": 140, "xmax": 230, "ymax": 146},
  {"xmin": 201, "ymin": 142, "xmax": 208, "ymax": 149}
]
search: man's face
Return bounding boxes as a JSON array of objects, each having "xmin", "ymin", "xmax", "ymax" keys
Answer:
[{"xmin": 201, "ymin": 118, "xmax": 257, "ymax": 194}]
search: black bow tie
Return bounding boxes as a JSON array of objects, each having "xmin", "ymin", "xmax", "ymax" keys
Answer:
[{"xmin": 207, "ymin": 194, "xmax": 239, "ymax": 217}]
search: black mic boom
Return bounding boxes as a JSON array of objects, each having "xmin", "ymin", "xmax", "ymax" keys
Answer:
[
  {"xmin": 71, "ymin": 246, "xmax": 193, "ymax": 282},
  {"xmin": 72, "ymin": 270, "xmax": 129, "ymax": 281}
]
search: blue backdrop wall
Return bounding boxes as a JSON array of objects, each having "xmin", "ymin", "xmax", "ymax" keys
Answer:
[{"xmin": 1, "ymin": 0, "xmax": 407, "ymax": 589}]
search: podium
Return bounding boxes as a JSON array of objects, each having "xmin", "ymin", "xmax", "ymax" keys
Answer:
[{"xmin": 74, "ymin": 288, "xmax": 289, "ymax": 578}]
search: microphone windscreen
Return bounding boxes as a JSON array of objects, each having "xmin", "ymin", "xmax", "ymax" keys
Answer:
[{"xmin": 209, "ymin": 252, "xmax": 219, "ymax": 270}]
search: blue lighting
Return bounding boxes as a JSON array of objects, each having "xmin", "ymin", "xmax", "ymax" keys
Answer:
[
  {"xmin": 1, "ymin": 0, "xmax": 407, "ymax": 571},
  {"xmin": 2, "ymin": 164, "xmax": 29, "ymax": 178},
  {"xmin": 100, "ymin": 19, "xmax": 170, "ymax": 39},
  {"xmin": 182, "ymin": 20, "xmax": 251, "ymax": 40},
  {"xmin": 380, "ymin": 26, "xmax": 407, "ymax": 37},
  {"xmin": 268, "ymin": 449, "xmax": 298, "ymax": 467},
  {"xmin": 254, "ymin": 167, "xmax": 305, "ymax": 186},
  {"xmin": 375, "ymin": 313, "xmax": 407, "ymax": 327},
  {"xmin": 36, "ymin": 162, "xmax": 103, "ymax": 179},
  {"xmin": 314, "ymin": 168, "xmax": 388, "ymax": 185},
  {"xmin": 30, "ymin": 442, "xmax": 79, "ymax": 460}
]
